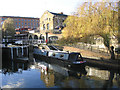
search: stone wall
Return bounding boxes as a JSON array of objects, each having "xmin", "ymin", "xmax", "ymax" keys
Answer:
[{"xmin": 40, "ymin": 10, "xmax": 67, "ymax": 32}]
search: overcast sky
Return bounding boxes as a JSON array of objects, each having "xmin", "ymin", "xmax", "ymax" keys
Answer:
[{"xmin": 0, "ymin": 0, "xmax": 118, "ymax": 18}]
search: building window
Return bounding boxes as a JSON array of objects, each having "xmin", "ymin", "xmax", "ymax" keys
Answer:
[
  {"xmin": 31, "ymin": 20, "xmax": 33, "ymax": 21},
  {"xmin": 28, "ymin": 19, "xmax": 30, "ymax": 21},
  {"xmin": 25, "ymin": 19, "xmax": 27, "ymax": 21},
  {"xmin": 28, "ymin": 23, "xmax": 30, "ymax": 25},
  {"xmin": 49, "ymin": 18, "xmax": 51, "ymax": 21},
  {"xmin": 19, "ymin": 22, "xmax": 20, "ymax": 25},
  {"xmin": 16, "ymin": 22, "xmax": 17, "ymax": 25},
  {"xmin": 43, "ymin": 24, "xmax": 45, "ymax": 30},
  {"xmin": 22, "ymin": 19, "xmax": 23, "ymax": 21},
  {"xmin": 31, "ymin": 23, "xmax": 33, "ymax": 25},
  {"xmin": 25, "ymin": 23, "xmax": 27, "ymax": 25},
  {"xmin": 47, "ymin": 23, "xmax": 49, "ymax": 30},
  {"xmin": 37, "ymin": 23, "xmax": 39, "ymax": 26},
  {"xmin": 62, "ymin": 19, "xmax": 64, "ymax": 22},
  {"xmin": 16, "ymin": 19, "xmax": 17, "ymax": 21},
  {"xmin": 19, "ymin": 19, "xmax": 20, "ymax": 21}
]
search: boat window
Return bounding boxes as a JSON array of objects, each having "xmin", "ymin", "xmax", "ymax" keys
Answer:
[
  {"xmin": 78, "ymin": 53, "xmax": 83, "ymax": 60},
  {"xmin": 69, "ymin": 53, "xmax": 78, "ymax": 61},
  {"xmin": 52, "ymin": 53, "xmax": 55, "ymax": 56},
  {"xmin": 60, "ymin": 54, "xmax": 64, "ymax": 58}
]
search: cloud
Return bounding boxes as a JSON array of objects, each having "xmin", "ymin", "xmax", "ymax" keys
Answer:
[{"xmin": 2, "ymin": 79, "xmax": 24, "ymax": 88}]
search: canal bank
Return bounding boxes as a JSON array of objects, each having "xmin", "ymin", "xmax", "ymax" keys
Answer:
[{"xmin": 63, "ymin": 46, "xmax": 120, "ymax": 71}]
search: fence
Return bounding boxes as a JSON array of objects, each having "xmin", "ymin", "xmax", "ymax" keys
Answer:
[
  {"xmin": 67, "ymin": 43, "xmax": 110, "ymax": 56},
  {"xmin": 15, "ymin": 39, "xmax": 45, "ymax": 45}
]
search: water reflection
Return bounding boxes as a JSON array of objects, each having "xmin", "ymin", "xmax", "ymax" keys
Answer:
[
  {"xmin": 2, "ymin": 60, "xmax": 30, "ymax": 75},
  {"xmin": 1, "ymin": 58, "xmax": 120, "ymax": 88},
  {"xmin": 86, "ymin": 66, "xmax": 120, "ymax": 88},
  {"xmin": 36, "ymin": 61, "xmax": 87, "ymax": 88}
]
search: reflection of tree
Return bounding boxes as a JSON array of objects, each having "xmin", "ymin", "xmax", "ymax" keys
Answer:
[{"xmin": 40, "ymin": 69, "xmax": 55, "ymax": 87}]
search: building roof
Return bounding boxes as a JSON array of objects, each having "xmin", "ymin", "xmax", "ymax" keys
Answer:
[
  {"xmin": 48, "ymin": 11, "xmax": 68, "ymax": 17},
  {"xmin": 0, "ymin": 16, "xmax": 39, "ymax": 19}
]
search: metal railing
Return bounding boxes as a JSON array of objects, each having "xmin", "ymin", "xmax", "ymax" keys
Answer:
[{"xmin": 15, "ymin": 39, "xmax": 45, "ymax": 45}]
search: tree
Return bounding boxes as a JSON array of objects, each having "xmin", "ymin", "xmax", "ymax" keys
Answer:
[
  {"xmin": 2, "ymin": 18, "xmax": 15, "ymax": 39},
  {"xmin": 63, "ymin": 1, "xmax": 119, "ymax": 50}
]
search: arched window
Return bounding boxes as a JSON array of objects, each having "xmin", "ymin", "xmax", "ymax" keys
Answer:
[
  {"xmin": 39, "ymin": 34, "xmax": 42, "ymax": 39},
  {"xmin": 29, "ymin": 35, "xmax": 32, "ymax": 39},
  {"xmin": 34, "ymin": 35, "xmax": 38, "ymax": 39},
  {"xmin": 43, "ymin": 24, "xmax": 45, "ymax": 30},
  {"xmin": 47, "ymin": 23, "xmax": 49, "ymax": 30}
]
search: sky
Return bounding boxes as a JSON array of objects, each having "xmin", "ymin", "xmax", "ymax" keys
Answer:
[
  {"xmin": 0, "ymin": 0, "xmax": 119, "ymax": 18},
  {"xmin": 0, "ymin": 0, "xmax": 82, "ymax": 18}
]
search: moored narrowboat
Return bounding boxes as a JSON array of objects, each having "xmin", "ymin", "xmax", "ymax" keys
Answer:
[{"xmin": 33, "ymin": 45, "xmax": 86, "ymax": 68}]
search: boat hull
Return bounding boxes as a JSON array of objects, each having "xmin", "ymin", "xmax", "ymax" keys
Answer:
[{"xmin": 33, "ymin": 53, "xmax": 85, "ymax": 69}]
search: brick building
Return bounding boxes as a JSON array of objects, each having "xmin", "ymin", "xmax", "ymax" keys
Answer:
[
  {"xmin": 0, "ymin": 16, "xmax": 40, "ymax": 29},
  {"xmin": 40, "ymin": 10, "xmax": 68, "ymax": 34}
]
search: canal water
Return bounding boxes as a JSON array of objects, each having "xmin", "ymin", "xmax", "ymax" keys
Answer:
[{"xmin": 1, "ymin": 57, "xmax": 120, "ymax": 89}]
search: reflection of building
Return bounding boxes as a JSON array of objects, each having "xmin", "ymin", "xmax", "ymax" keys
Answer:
[
  {"xmin": 0, "ymin": 16, "xmax": 39, "ymax": 29},
  {"xmin": 40, "ymin": 10, "xmax": 68, "ymax": 34},
  {"xmin": 2, "ymin": 60, "xmax": 29, "ymax": 75},
  {"xmin": 38, "ymin": 61, "xmax": 87, "ymax": 88},
  {"xmin": 86, "ymin": 66, "xmax": 110, "ymax": 80}
]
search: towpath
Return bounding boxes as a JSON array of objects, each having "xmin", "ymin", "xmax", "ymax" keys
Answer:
[{"xmin": 63, "ymin": 46, "xmax": 120, "ymax": 70}]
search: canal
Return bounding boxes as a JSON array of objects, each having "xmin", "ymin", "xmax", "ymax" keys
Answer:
[{"xmin": 1, "ymin": 57, "xmax": 120, "ymax": 89}]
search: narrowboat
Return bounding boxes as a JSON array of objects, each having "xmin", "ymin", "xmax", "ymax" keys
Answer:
[{"xmin": 33, "ymin": 45, "xmax": 86, "ymax": 68}]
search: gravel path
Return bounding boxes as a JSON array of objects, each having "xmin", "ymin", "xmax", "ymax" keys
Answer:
[{"xmin": 63, "ymin": 46, "xmax": 110, "ymax": 59}]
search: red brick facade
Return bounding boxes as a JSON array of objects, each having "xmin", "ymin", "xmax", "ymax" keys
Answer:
[{"xmin": 0, "ymin": 16, "xmax": 40, "ymax": 29}]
